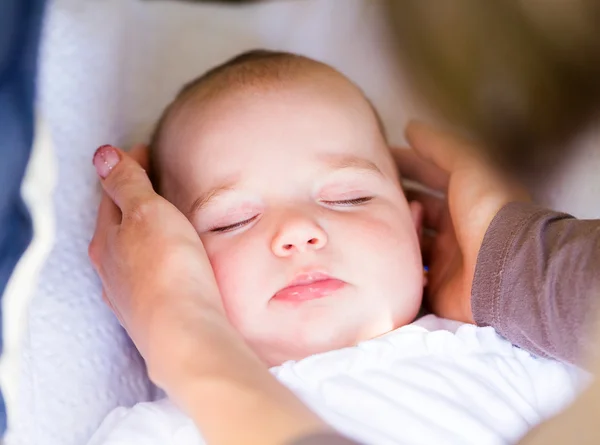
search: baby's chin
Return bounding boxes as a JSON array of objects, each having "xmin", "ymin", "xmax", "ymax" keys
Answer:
[{"xmin": 251, "ymin": 316, "xmax": 407, "ymax": 367}]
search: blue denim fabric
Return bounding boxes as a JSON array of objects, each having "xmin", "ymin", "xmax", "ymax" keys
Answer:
[{"xmin": 0, "ymin": 0, "xmax": 47, "ymax": 435}]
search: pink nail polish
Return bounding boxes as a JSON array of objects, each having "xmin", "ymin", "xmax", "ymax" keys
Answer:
[{"xmin": 93, "ymin": 145, "xmax": 120, "ymax": 178}]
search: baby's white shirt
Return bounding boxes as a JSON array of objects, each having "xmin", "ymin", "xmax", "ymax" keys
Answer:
[{"xmin": 87, "ymin": 316, "xmax": 586, "ymax": 445}]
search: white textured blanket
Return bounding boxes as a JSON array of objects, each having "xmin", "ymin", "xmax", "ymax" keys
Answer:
[{"xmin": 7, "ymin": 1, "xmax": 599, "ymax": 444}]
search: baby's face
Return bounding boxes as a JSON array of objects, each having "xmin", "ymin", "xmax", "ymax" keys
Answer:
[{"xmin": 160, "ymin": 70, "xmax": 423, "ymax": 365}]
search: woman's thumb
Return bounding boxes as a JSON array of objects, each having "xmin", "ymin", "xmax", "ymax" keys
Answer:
[{"xmin": 93, "ymin": 144, "xmax": 155, "ymax": 213}]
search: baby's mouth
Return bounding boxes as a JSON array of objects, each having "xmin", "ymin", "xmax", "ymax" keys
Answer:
[{"xmin": 273, "ymin": 272, "xmax": 346, "ymax": 303}]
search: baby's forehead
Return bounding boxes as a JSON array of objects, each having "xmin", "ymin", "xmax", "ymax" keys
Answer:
[
  {"xmin": 176, "ymin": 77, "xmax": 381, "ymax": 156},
  {"xmin": 153, "ymin": 55, "xmax": 388, "ymax": 198},
  {"xmin": 160, "ymin": 68, "xmax": 377, "ymax": 155}
]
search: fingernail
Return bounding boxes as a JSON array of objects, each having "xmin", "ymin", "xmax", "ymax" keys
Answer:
[{"xmin": 93, "ymin": 145, "xmax": 120, "ymax": 179}]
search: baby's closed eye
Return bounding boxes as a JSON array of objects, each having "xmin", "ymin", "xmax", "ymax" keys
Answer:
[
  {"xmin": 320, "ymin": 196, "xmax": 373, "ymax": 206},
  {"xmin": 209, "ymin": 214, "xmax": 259, "ymax": 233}
]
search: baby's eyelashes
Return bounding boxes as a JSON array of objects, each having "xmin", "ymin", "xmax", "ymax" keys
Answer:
[
  {"xmin": 201, "ymin": 192, "xmax": 377, "ymax": 235},
  {"xmin": 205, "ymin": 196, "xmax": 375, "ymax": 234},
  {"xmin": 195, "ymin": 199, "xmax": 264, "ymax": 233},
  {"xmin": 320, "ymin": 197, "xmax": 373, "ymax": 206},
  {"xmin": 209, "ymin": 214, "xmax": 259, "ymax": 233}
]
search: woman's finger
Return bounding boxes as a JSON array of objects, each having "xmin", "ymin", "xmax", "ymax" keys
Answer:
[
  {"xmin": 97, "ymin": 190, "xmax": 121, "ymax": 226},
  {"xmin": 393, "ymin": 147, "xmax": 449, "ymax": 192},
  {"xmin": 92, "ymin": 145, "xmax": 157, "ymax": 214},
  {"xmin": 91, "ymin": 145, "xmax": 146, "ymax": 238},
  {"xmin": 405, "ymin": 189, "xmax": 446, "ymax": 230},
  {"xmin": 405, "ymin": 120, "xmax": 474, "ymax": 173},
  {"xmin": 89, "ymin": 189, "xmax": 121, "ymax": 268}
]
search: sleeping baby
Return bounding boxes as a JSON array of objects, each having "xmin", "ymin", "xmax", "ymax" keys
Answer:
[{"xmin": 88, "ymin": 51, "xmax": 585, "ymax": 445}]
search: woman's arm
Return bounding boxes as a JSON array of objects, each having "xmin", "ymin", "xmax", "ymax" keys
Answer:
[
  {"xmin": 163, "ymin": 304, "xmax": 333, "ymax": 445},
  {"xmin": 89, "ymin": 145, "xmax": 354, "ymax": 445},
  {"xmin": 472, "ymin": 202, "xmax": 600, "ymax": 364}
]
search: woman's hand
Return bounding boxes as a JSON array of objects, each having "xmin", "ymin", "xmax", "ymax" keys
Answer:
[
  {"xmin": 88, "ymin": 144, "xmax": 225, "ymax": 388},
  {"xmin": 88, "ymin": 145, "xmax": 329, "ymax": 444},
  {"xmin": 394, "ymin": 122, "xmax": 529, "ymax": 323}
]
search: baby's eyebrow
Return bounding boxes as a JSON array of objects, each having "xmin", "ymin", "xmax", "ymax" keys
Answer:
[
  {"xmin": 322, "ymin": 154, "xmax": 383, "ymax": 176},
  {"xmin": 187, "ymin": 183, "xmax": 237, "ymax": 216}
]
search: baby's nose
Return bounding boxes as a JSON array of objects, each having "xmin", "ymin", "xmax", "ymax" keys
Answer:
[{"xmin": 271, "ymin": 217, "xmax": 327, "ymax": 257}]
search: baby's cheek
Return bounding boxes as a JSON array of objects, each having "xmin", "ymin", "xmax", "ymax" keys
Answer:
[
  {"xmin": 204, "ymin": 240, "xmax": 264, "ymax": 332},
  {"xmin": 208, "ymin": 248, "xmax": 245, "ymax": 302},
  {"xmin": 348, "ymin": 210, "xmax": 422, "ymax": 283},
  {"xmin": 347, "ymin": 210, "xmax": 415, "ymax": 248}
]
